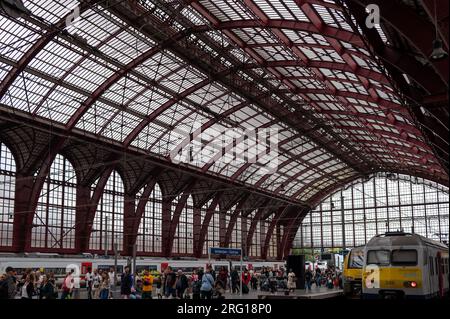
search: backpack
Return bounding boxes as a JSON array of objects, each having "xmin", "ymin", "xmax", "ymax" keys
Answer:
[
  {"xmin": 201, "ymin": 274, "xmax": 214, "ymax": 292},
  {"xmin": 0, "ymin": 279, "xmax": 9, "ymax": 299}
]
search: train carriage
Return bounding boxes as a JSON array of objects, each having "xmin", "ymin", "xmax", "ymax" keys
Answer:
[{"xmin": 362, "ymin": 232, "xmax": 449, "ymax": 299}]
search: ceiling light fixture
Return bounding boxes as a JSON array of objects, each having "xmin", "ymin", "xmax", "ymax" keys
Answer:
[{"xmin": 430, "ymin": 0, "xmax": 448, "ymax": 61}]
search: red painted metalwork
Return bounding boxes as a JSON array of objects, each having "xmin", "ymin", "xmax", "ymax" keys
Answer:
[
  {"xmin": 124, "ymin": 175, "xmax": 160, "ymax": 255},
  {"xmin": 245, "ymin": 205, "xmax": 269, "ymax": 257},
  {"xmin": 194, "ymin": 191, "xmax": 222, "ymax": 257},
  {"xmin": 261, "ymin": 206, "xmax": 288, "ymax": 259},
  {"xmin": 223, "ymin": 193, "xmax": 251, "ymax": 247},
  {"xmin": 66, "ymin": 30, "xmax": 189, "ymax": 131},
  {"xmin": 0, "ymin": 1, "xmax": 100, "ymax": 100},
  {"xmin": 12, "ymin": 136, "xmax": 66, "ymax": 252},
  {"xmin": 164, "ymin": 178, "xmax": 197, "ymax": 256},
  {"xmin": 78, "ymin": 164, "xmax": 116, "ymax": 252}
]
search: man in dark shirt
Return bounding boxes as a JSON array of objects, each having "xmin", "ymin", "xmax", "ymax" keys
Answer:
[{"xmin": 120, "ymin": 266, "xmax": 133, "ymax": 299}]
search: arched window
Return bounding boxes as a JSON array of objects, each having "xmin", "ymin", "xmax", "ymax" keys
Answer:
[
  {"xmin": 248, "ymin": 212, "xmax": 261, "ymax": 258},
  {"xmin": 202, "ymin": 199, "xmax": 220, "ymax": 255},
  {"xmin": 0, "ymin": 143, "xmax": 15, "ymax": 247},
  {"xmin": 89, "ymin": 171, "xmax": 124, "ymax": 252},
  {"xmin": 136, "ymin": 183, "xmax": 162, "ymax": 253},
  {"xmin": 172, "ymin": 195, "xmax": 194, "ymax": 255},
  {"xmin": 266, "ymin": 216, "xmax": 279, "ymax": 259},
  {"xmin": 229, "ymin": 213, "xmax": 242, "ymax": 249},
  {"xmin": 295, "ymin": 173, "xmax": 449, "ymax": 249},
  {"xmin": 32, "ymin": 154, "xmax": 77, "ymax": 249}
]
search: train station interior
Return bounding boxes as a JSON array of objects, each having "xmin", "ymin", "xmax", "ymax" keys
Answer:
[{"xmin": 0, "ymin": 0, "xmax": 448, "ymax": 301}]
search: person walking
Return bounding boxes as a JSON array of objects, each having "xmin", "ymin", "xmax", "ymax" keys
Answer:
[
  {"xmin": 191, "ymin": 270, "xmax": 201, "ymax": 300},
  {"xmin": 164, "ymin": 267, "xmax": 176, "ymax": 299},
  {"xmin": 175, "ymin": 270, "xmax": 189, "ymax": 299},
  {"xmin": 231, "ymin": 269, "xmax": 240, "ymax": 294},
  {"xmin": 39, "ymin": 275, "xmax": 56, "ymax": 299},
  {"xmin": 99, "ymin": 272, "xmax": 110, "ymax": 299},
  {"xmin": 287, "ymin": 269, "xmax": 296, "ymax": 293},
  {"xmin": 120, "ymin": 266, "xmax": 133, "ymax": 299},
  {"xmin": 0, "ymin": 266, "xmax": 17, "ymax": 299},
  {"xmin": 218, "ymin": 267, "xmax": 228, "ymax": 292},
  {"xmin": 92, "ymin": 270, "xmax": 101, "ymax": 299},
  {"xmin": 241, "ymin": 268, "xmax": 251, "ymax": 294},
  {"xmin": 85, "ymin": 267, "xmax": 93, "ymax": 300},
  {"xmin": 305, "ymin": 269, "xmax": 313, "ymax": 292},
  {"xmin": 141, "ymin": 269, "xmax": 154, "ymax": 299},
  {"xmin": 200, "ymin": 267, "xmax": 215, "ymax": 300},
  {"xmin": 314, "ymin": 267, "xmax": 322, "ymax": 287},
  {"xmin": 21, "ymin": 274, "xmax": 34, "ymax": 299},
  {"xmin": 60, "ymin": 271, "xmax": 74, "ymax": 300}
]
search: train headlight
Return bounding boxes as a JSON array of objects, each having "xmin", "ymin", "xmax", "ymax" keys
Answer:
[{"xmin": 404, "ymin": 281, "xmax": 417, "ymax": 288}]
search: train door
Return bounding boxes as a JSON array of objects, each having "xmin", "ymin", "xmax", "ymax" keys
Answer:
[{"xmin": 81, "ymin": 262, "xmax": 92, "ymax": 275}]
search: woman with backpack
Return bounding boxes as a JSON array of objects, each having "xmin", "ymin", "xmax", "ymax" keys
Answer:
[{"xmin": 200, "ymin": 267, "xmax": 215, "ymax": 299}]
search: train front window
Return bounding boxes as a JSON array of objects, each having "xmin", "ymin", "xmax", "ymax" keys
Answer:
[
  {"xmin": 348, "ymin": 250, "xmax": 364, "ymax": 269},
  {"xmin": 367, "ymin": 250, "xmax": 390, "ymax": 265},
  {"xmin": 391, "ymin": 250, "xmax": 418, "ymax": 266}
]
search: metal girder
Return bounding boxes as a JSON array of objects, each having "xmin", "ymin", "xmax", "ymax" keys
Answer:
[
  {"xmin": 66, "ymin": 30, "xmax": 190, "ymax": 131},
  {"xmin": 279, "ymin": 208, "xmax": 308, "ymax": 259},
  {"xmin": 123, "ymin": 78, "xmax": 210, "ymax": 147},
  {"xmin": 261, "ymin": 205, "xmax": 289, "ymax": 259},
  {"xmin": 1, "ymin": 107, "xmax": 306, "ymax": 206},
  {"xmin": 334, "ymin": 126, "xmax": 431, "ymax": 151},
  {"xmin": 319, "ymin": 110, "xmax": 422, "ymax": 136},
  {"xmin": 245, "ymin": 203, "xmax": 270, "ymax": 257},
  {"xmin": 342, "ymin": 0, "xmax": 449, "ymax": 176},
  {"xmin": 167, "ymin": 100, "xmax": 251, "ymax": 163},
  {"xmin": 164, "ymin": 178, "xmax": 197, "ymax": 256},
  {"xmin": 181, "ymin": 1, "xmax": 372, "ymax": 173},
  {"xmin": 253, "ymin": 145, "xmax": 320, "ymax": 188},
  {"xmin": 32, "ymin": 27, "xmax": 125, "ymax": 117},
  {"xmin": 125, "ymin": 174, "xmax": 160, "ymax": 254},
  {"xmin": 306, "ymin": 173, "xmax": 365, "ymax": 207},
  {"xmin": 12, "ymin": 136, "xmax": 66, "ymax": 251},
  {"xmin": 223, "ymin": 193, "xmax": 251, "ymax": 247},
  {"xmin": 193, "ymin": 19, "xmax": 363, "ymax": 47},
  {"xmin": 242, "ymin": 60, "xmax": 389, "ymax": 85},
  {"xmin": 194, "ymin": 191, "xmax": 222, "ymax": 257},
  {"xmin": 295, "ymin": 1, "xmax": 418, "ymax": 168},
  {"xmin": 0, "ymin": 1, "xmax": 100, "ymax": 101},
  {"xmin": 81, "ymin": 164, "xmax": 116, "ymax": 252},
  {"xmin": 210, "ymin": 0, "xmax": 380, "ymax": 170},
  {"xmin": 348, "ymin": 0, "xmax": 448, "ymax": 86},
  {"xmin": 274, "ymin": 158, "xmax": 346, "ymax": 195},
  {"xmin": 291, "ymin": 169, "xmax": 359, "ymax": 200}
]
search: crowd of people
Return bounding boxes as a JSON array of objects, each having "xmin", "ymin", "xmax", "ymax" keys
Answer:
[
  {"xmin": 304, "ymin": 266, "xmax": 343, "ymax": 291},
  {"xmin": 0, "ymin": 263, "xmax": 342, "ymax": 299}
]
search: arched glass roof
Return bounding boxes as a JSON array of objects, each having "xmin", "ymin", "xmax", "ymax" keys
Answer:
[{"xmin": 0, "ymin": 0, "xmax": 447, "ymax": 205}]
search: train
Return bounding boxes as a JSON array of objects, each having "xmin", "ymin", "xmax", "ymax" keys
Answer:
[
  {"xmin": 362, "ymin": 231, "xmax": 449, "ymax": 299},
  {"xmin": 343, "ymin": 245, "xmax": 364, "ymax": 296},
  {"xmin": 0, "ymin": 253, "xmax": 284, "ymax": 288}
]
